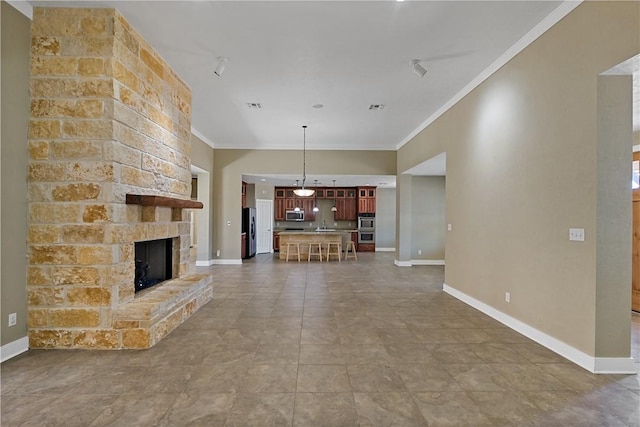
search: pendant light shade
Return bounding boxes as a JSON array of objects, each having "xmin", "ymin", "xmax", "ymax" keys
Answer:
[
  {"xmin": 331, "ymin": 179, "xmax": 338, "ymax": 212},
  {"xmin": 312, "ymin": 180, "xmax": 320, "ymax": 212},
  {"xmin": 293, "ymin": 126, "xmax": 315, "ymax": 197}
]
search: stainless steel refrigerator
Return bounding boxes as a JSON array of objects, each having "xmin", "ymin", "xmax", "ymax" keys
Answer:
[{"xmin": 242, "ymin": 207, "xmax": 256, "ymax": 258}]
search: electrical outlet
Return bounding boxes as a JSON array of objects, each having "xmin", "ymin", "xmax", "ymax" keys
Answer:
[
  {"xmin": 505, "ymin": 292, "xmax": 510, "ymax": 303},
  {"xmin": 216, "ymin": 250, "xmax": 221, "ymax": 257},
  {"xmin": 226, "ymin": 221, "xmax": 231, "ymax": 226},
  {"xmin": 418, "ymin": 249, "xmax": 422, "ymax": 255},
  {"xmin": 569, "ymin": 228, "xmax": 585, "ymax": 241},
  {"xmin": 8, "ymin": 313, "xmax": 17, "ymax": 327},
  {"xmin": 334, "ymin": 222, "xmax": 337, "ymax": 226},
  {"xmin": 447, "ymin": 224, "xmax": 452, "ymax": 231}
]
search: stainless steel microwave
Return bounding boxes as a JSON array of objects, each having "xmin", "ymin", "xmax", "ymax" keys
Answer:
[{"xmin": 285, "ymin": 210, "xmax": 304, "ymax": 221}]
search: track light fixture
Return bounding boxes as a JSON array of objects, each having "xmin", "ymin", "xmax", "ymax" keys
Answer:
[
  {"xmin": 411, "ymin": 59, "xmax": 427, "ymax": 78},
  {"xmin": 214, "ymin": 57, "xmax": 228, "ymax": 77}
]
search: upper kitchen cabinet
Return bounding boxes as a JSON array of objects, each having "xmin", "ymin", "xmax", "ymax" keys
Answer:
[{"xmin": 357, "ymin": 187, "xmax": 376, "ymax": 214}]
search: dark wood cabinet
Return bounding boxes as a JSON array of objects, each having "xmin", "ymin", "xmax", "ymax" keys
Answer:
[
  {"xmin": 274, "ymin": 198, "xmax": 286, "ymax": 221},
  {"xmin": 273, "ymin": 232, "xmax": 280, "ymax": 252},
  {"xmin": 334, "ymin": 198, "xmax": 357, "ymax": 221},
  {"xmin": 241, "ymin": 233, "xmax": 247, "ymax": 258},
  {"xmin": 357, "ymin": 186, "xmax": 376, "ymax": 214},
  {"xmin": 302, "ymin": 198, "xmax": 316, "ymax": 221},
  {"xmin": 242, "ymin": 181, "xmax": 247, "ymax": 208},
  {"xmin": 274, "ymin": 186, "xmax": 367, "ymax": 220}
]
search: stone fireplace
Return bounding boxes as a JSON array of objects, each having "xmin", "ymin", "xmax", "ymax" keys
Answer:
[
  {"xmin": 134, "ymin": 237, "xmax": 176, "ymax": 292},
  {"xmin": 26, "ymin": 7, "xmax": 212, "ymax": 349}
]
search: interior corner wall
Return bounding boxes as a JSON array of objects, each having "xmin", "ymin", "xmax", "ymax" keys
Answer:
[
  {"xmin": 190, "ymin": 134, "xmax": 214, "ymax": 263},
  {"xmin": 397, "ymin": 1, "xmax": 639, "ymax": 357},
  {"xmin": 1, "ymin": 1, "xmax": 31, "ymax": 348},
  {"xmin": 595, "ymin": 75, "xmax": 633, "ymax": 357},
  {"xmin": 411, "ymin": 176, "xmax": 446, "ymax": 261},
  {"xmin": 375, "ymin": 188, "xmax": 396, "ymax": 249}
]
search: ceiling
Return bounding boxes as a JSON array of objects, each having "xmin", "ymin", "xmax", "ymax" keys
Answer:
[{"xmin": 25, "ymin": 1, "xmax": 638, "ymax": 187}]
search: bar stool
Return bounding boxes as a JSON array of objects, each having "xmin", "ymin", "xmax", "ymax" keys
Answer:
[
  {"xmin": 308, "ymin": 242, "xmax": 323, "ymax": 262},
  {"xmin": 325, "ymin": 242, "xmax": 342, "ymax": 262},
  {"xmin": 344, "ymin": 240, "xmax": 357, "ymax": 261},
  {"xmin": 285, "ymin": 242, "xmax": 300, "ymax": 262}
]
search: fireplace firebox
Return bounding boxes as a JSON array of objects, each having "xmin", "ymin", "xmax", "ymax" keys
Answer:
[{"xmin": 134, "ymin": 238, "xmax": 174, "ymax": 292}]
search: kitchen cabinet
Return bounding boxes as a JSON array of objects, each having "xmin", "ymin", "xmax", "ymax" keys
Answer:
[
  {"xmin": 273, "ymin": 232, "xmax": 280, "ymax": 252},
  {"xmin": 350, "ymin": 232, "xmax": 358, "ymax": 252},
  {"xmin": 302, "ymin": 198, "xmax": 316, "ymax": 221},
  {"xmin": 334, "ymin": 198, "xmax": 357, "ymax": 221},
  {"xmin": 357, "ymin": 186, "xmax": 376, "ymax": 214},
  {"xmin": 285, "ymin": 198, "xmax": 297, "ymax": 210},
  {"xmin": 275, "ymin": 188, "xmax": 286, "ymax": 198},
  {"xmin": 242, "ymin": 181, "xmax": 247, "ymax": 208},
  {"xmin": 274, "ymin": 198, "xmax": 286, "ymax": 221}
]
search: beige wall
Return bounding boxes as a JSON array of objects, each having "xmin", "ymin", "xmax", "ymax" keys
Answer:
[
  {"xmin": 375, "ymin": 188, "xmax": 396, "ymax": 249},
  {"xmin": 214, "ymin": 149, "xmax": 396, "ymax": 260},
  {"xmin": 398, "ymin": 2, "xmax": 639, "ymax": 357},
  {"xmin": 190, "ymin": 135, "xmax": 214, "ymax": 263},
  {"xmin": 411, "ymin": 176, "xmax": 446, "ymax": 261},
  {"xmin": 1, "ymin": 1, "xmax": 31, "ymax": 348}
]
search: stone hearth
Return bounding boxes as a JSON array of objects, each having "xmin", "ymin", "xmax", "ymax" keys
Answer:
[{"xmin": 26, "ymin": 7, "xmax": 212, "ymax": 349}]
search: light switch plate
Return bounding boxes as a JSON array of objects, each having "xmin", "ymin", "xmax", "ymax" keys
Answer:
[{"xmin": 569, "ymin": 228, "xmax": 585, "ymax": 241}]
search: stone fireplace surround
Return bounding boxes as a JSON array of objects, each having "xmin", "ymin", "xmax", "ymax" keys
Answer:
[{"xmin": 26, "ymin": 7, "xmax": 213, "ymax": 349}]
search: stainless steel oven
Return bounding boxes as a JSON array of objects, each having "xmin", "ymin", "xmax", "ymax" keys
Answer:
[
  {"xmin": 358, "ymin": 217, "xmax": 375, "ymax": 230},
  {"xmin": 358, "ymin": 230, "xmax": 375, "ymax": 244}
]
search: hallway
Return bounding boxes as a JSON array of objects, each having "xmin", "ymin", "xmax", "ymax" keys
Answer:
[{"xmin": 1, "ymin": 253, "xmax": 639, "ymax": 426}]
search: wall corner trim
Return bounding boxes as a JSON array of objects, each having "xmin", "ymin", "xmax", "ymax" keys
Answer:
[
  {"xmin": 443, "ymin": 283, "xmax": 636, "ymax": 374},
  {"xmin": 191, "ymin": 127, "xmax": 216, "ymax": 149},
  {"xmin": 394, "ymin": 259, "xmax": 412, "ymax": 267},
  {"xmin": 1, "ymin": 336, "xmax": 29, "ymax": 363},
  {"xmin": 195, "ymin": 260, "xmax": 215, "ymax": 267},
  {"xmin": 212, "ymin": 259, "xmax": 243, "ymax": 265},
  {"xmin": 6, "ymin": 0, "xmax": 33, "ymax": 19},
  {"xmin": 411, "ymin": 260, "xmax": 445, "ymax": 266}
]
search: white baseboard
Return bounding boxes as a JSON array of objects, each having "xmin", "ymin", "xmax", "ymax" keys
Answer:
[
  {"xmin": 411, "ymin": 260, "xmax": 445, "ymax": 266},
  {"xmin": 1, "ymin": 336, "xmax": 29, "ymax": 363},
  {"xmin": 375, "ymin": 247, "xmax": 395, "ymax": 252},
  {"xmin": 394, "ymin": 259, "xmax": 412, "ymax": 267},
  {"xmin": 443, "ymin": 283, "xmax": 636, "ymax": 374},
  {"xmin": 195, "ymin": 259, "xmax": 215, "ymax": 267},
  {"xmin": 212, "ymin": 259, "xmax": 242, "ymax": 265}
]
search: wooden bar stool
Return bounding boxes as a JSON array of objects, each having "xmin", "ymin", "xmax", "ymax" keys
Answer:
[
  {"xmin": 344, "ymin": 240, "xmax": 357, "ymax": 261},
  {"xmin": 308, "ymin": 242, "xmax": 323, "ymax": 262},
  {"xmin": 285, "ymin": 242, "xmax": 300, "ymax": 262},
  {"xmin": 325, "ymin": 242, "xmax": 342, "ymax": 262}
]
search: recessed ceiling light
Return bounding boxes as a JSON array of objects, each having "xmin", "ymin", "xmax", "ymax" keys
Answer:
[
  {"xmin": 313, "ymin": 104, "xmax": 324, "ymax": 109},
  {"xmin": 369, "ymin": 104, "xmax": 385, "ymax": 110},
  {"xmin": 247, "ymin": 102, "xmax": 263, "ymax": 109}
]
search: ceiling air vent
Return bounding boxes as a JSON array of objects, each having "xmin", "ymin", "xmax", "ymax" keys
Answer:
[
  {"xmin": 247, "ymin": 102, "xmax": 263, "ymax": 110},
  {"xmin": 369, "ymin": 104, "xmax": 385, "ymax": 110}
]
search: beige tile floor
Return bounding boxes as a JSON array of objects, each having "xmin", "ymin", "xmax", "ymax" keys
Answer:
[{"xmin": 2, "ymin": 252, "xmax": 639, "ymax": 426}]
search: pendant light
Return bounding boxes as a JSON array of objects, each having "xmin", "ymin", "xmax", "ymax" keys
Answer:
[
  {"xmin": 293, "ymin": 180, "xmax": 301, "ymax": 212},
  {"xmin": 293, "ymin": 125, "xmax": 315, "ymax": 197},
  {"xmin": 331, "ymin": 179, "xmax": 338, "ymax": 212},
  {"xmin": 312, "ymin": 179, "xmax": 320, "ymax": 212}
]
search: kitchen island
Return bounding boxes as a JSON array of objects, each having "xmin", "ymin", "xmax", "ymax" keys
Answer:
[{"xmin": 278, "ymin": 231, "xmax": 350, "ymax": 260}]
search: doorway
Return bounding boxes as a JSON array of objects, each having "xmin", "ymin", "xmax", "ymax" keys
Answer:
[{"xmin": 256, "ymin": 199, "xmax": 273, "ymax": 254}]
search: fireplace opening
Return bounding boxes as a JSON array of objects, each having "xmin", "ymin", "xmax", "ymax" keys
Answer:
[{"xmin": 134, "ymin": 238, "xmax": 173, "ymax": 292}]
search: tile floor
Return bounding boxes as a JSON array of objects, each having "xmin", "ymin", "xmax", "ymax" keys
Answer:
[{"xmin": 2, "ymin": 252, "xmax": 639, "ymax": 426}]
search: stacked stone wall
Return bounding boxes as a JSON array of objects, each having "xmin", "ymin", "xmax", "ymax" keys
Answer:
[{"xmin": 27, "ymin": 7, "xmax": 198, "ymax": 349}]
